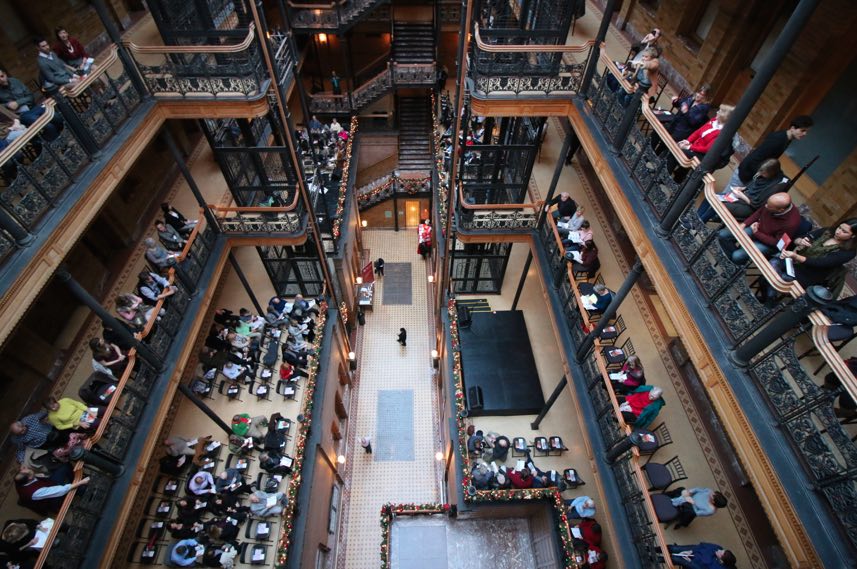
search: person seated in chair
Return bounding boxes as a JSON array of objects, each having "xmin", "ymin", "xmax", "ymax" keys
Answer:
[
  {"xmin": 618, "ymin": 386, "xmax": 665, "ymax": 429},
  {"xmin": 491, "ymin": 436, "xmax": 510, "ymax": 462},
  {"xmin": 471, "ymin": 463, "xmax": 494, "ymax": 490},
  {"xmin": 258, "ymin": 451, "xmax": 292, "ymax": 475},
  {"xmin": 655, "ymin": 85, "xmax": 712, "ymax": 144},
  {"xmin": 671, "ymin": 105, "xmax": 734, "ymax": 181},
  {"xmin": 666, "ymin": 487, "xmax": 728, "ymax": 529},
  {"xmin": 569, "ymin": 240, "xmax": 600, "ymax": 280},
  {"xmin": 214, "ymin": 467, "xmax": 253, "ymax": 495},
  {"xmin": 717, "ymin": 193, "xmax": 801, "ymax": 265},
  {"xmin": 248, "ymin": 489, "xmax": 288, "ymax": 517},
  {"xmin": 566, "ymin": 496, "xmax": 596, "ymax": 520},
  {"xmin": 545, "ymin": 192, "xmax": 577, "ymax": 221},
  {"xmin": 168, "ymin": 520, "xmax": 203, "ymax": 540},
  {"xmin": 774, "ymin": 219, "xmax": 857, "ymax": 296},
  {"xmin": 188, "ymin": 472, "xmax": 216, "ymax": 496},
  {"xmin": 612, "ymin": 355, "xmax": 646, "ymax": 394},
  {"xmin": 169, "ymin": 538, "xmax": 203, "ymax": 567},
  {"xmin": 466, "ymin": 426, "xmax": 484, "ymax": 455},
  {"xmin": 508, "ymin": 464, "xmax": 534, "ymax": 489},
  {"xmin": 669, "ymin": 542, "xmax": 737, "ymax": 568},
  {"xmin": 697, "ymin": 159, "xmax": 788, "ymax": 223},
  {"xmin": 156, "ymin": 220, "xmax": 186, "ymax": 252},
  {"xmin": 588, "ymin": 284, "xmax": 613, "ymax": 314}
]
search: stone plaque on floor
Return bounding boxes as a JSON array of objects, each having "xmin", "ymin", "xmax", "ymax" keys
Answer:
[
  {"xmin": 375, "ymin": 389, "xmax": 414, "ymax": 461},
  {"xmin": 382, "ymin": 263, "xmax": 412, "ymax": 305}
]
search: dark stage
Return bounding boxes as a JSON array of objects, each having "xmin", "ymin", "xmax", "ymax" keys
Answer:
[{"xmin": 459, "ymin": 310, "xmax": 545, "ymax": 416}]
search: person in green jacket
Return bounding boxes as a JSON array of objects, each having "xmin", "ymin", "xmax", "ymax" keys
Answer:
[
  {"xmin": 43, "ymin": 397, "xmax": 102, "ymax": 431},
  {"xmin": 618, "ymin": 385, "xmax": 665, "ymax": 430}
]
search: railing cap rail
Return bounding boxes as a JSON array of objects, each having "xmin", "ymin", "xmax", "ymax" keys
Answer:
[
  {"xmin": 0, "ymin": 99, "xmax": 57, "ymax": 166},
  {"xmin": 123, "ymin": 23, "xmax": 255, "ymax": 55},
  {"xmin": 473, "ymin": 23, "xmax": 597, "ymax": 53},
  {"xmin": 64, "ymin": 45, "xmax": 119, "ymax": 98}
]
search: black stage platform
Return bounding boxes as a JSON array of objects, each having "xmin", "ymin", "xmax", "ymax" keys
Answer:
[{"xmin": 459, "ymin": 310, "xmax": 545, "ymax": 416}]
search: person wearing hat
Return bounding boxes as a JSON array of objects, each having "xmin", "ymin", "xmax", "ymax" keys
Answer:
[
  {"xmin": 491, "ymin": 435, "xmax": 510, "ymax": 462},
  {"xmin": 471, "ymin": 463, "xmax": 494, "ymax": 490},
  {"xmin": 360, "ymin": 436, "xmax": 372, "ymax": 454}
]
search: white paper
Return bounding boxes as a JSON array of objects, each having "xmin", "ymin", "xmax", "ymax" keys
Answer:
[
  {"xmin": 609, "ymin": 372, "xmax": 627, "ymax": 381},
  {"xmin": 515, "ymin": 460, "xmax": 526, "ymax": 471},
  {"xmin": 252, "ymin": 549, "xmax": 265, "ymax": 561},
  {"xmin": 266, "ymin": 495, "xmax": 278, "ymax": 508},
  {"xmin": 571, "ymin": 527, "xmax": 582, "ymax": 539}
]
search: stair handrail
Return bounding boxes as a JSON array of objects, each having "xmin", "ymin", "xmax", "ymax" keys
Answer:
[
  {"xmin": 355, "ymin": 50, "xmax": 392, "ymax": 82},
  {"xmin": 456, "ymin": 180, "xmax": 543, "ymax": 211},
  {"xmin": 286, "ymin": 0, "xmax": 347, "ymax": 7}
]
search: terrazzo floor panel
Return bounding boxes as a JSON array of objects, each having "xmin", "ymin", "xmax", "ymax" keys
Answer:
[{"xmin": 342, "ymin": 229, "xmax": 440, "ymax": 569}]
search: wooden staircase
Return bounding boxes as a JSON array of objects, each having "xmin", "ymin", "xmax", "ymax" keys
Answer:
[{"xmin": 392, "ymin": 21, "xmax": 435, "ymax": 64}]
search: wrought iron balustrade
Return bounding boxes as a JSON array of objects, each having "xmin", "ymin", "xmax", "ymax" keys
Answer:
[
  {"xmin": 124, "ymin": 25, "xmax": 268, "ymax": 98},
  {"xmin": 0, "ymin": 101, "xmax": 89, "ymax": 237},
  {"xmin": 286, "ymin": 0, "xmax": 389, "ymax": 31},
  {"xmin": 209, "ymin": 205, "xmax": 304, "ymax": 234},
  {"xmin": 468, "ymin": 24, "xmax": 593, "ymax": 97},
  {"xmin": 584, "ymin": 57, "xmax": 857, "ymax": 550},
  {"xmin": 309, "ymin": 61, "xmax": 435, "ymax": 114},
  {"xmin": 357, "ymin": 172, "xmax": 431, "ymax": 210}
]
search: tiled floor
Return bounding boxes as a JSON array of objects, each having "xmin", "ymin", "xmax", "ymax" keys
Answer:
[{"xmin": 341, "ymin": 229, "xmax": 441, "ymax": 569}]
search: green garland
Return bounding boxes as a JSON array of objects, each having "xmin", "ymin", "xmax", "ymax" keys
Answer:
[
  {"xmin": 380, "ymin": 503, "xmax": 451, "ymax": 569},
  {"xmin": 274, "ymin": 304, "xmax": 328, "ymax": 568},
  {"xmin": 447, "ymin": 299, "xmax": 578, "ymax": 567},
  {"xmin": 331, "ymin": 117, "xmax": 359, "ymax": 240},
  {"xmin": 431, "ymin": 93, "xmax": 449, "ymax": 236}
]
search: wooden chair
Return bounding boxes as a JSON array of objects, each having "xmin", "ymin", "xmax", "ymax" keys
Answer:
[
  {"xmin": 639, "ymin": 422, "xmax": 674, "ymax": 464},
  {"xmin": 599, "ymin": 315, "xmax": 626, "ymax": 346},
  {"xmin": 642, "ymin": 455, "xmax": 687, "ymax": 491}
]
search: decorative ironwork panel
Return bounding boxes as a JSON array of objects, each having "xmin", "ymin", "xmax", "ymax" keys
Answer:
[
  {"xmin": 458, "ymin": 209, "xmax": 537, "ymax": 231},
  {"xmin": 392, "ymin": 63, "xmax": 437, "ymax": 85},
  {"xmin": 711, "ymin": 278, "xmax": 773, "ymax": 342},
  {"xmin": 671, "ymin": 210, "xmax": 717, "ymax": 262},
  {"xmin": 1, "ymin": 176, "xmax": 50, "ymax": 227},
  {"xmin": 689, "ymin": 243, "xmax": 743, "ymax": 300},
  {"xmin": 219, "ymin": 212, "xmax": 303, "ymax": 234},
  {"xmin": 819, "ymin": 479, "xmax": 857, "ymax": 547}
]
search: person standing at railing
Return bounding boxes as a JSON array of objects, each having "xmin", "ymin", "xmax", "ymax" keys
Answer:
[
  {"xmin": 14, "ymin": 465, "xmax": 90, "ymax": 517},
  {"xmin": 331, "ymin": 71, "xmax": 341, "ymax": 96},
  {"xmin": 52, "ymin": 27, "xmax": 94, "ymax": 75},
  {"xmin": 34, "ymin": 38, "xmax": 80, "ymax": 95}
]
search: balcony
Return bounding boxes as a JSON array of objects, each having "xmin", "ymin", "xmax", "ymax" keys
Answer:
[
  {"xmin": 468, "ymin": 24, "xmax": 591, "ymax": 99},
  {"xmin": 286, "ymin": 0, "xmax": 390, "ymax": 32},
  {"xmin": 123, "ymin": 24, "xmax": 273, "ymax": 99},
  {"xmin": 574, "ymin": 55, "xmax": 857, "ymax": 562}
]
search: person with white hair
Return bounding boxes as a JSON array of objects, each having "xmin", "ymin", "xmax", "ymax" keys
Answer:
[
  {"xmin": 144, "ymin": 237, "xmax": 178, "ymax": 269},
  {"xmin": 618, "ymin": 385, "xmax": 665, "ymax": 429}
]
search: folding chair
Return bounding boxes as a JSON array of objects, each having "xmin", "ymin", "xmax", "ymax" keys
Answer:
[
  {"xmin": 240, "ymin": 542, "xmax": 270, "ymax": 565},
  {"xmin": 640, "ymin": 422, "xmax": 674, "ymax": 464},
  {"xmin": 599, "ymin": 315, "xmax": 626, "ymax": 346}
]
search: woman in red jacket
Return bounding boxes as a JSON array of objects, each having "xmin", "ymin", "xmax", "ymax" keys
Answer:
[
  {"xmin": 671, "ymin": 104, "xmax": 734, "ymax": 181},
  {"xmin": 52, "ymin": 27, "xmax": 92, "ymax": 74}
]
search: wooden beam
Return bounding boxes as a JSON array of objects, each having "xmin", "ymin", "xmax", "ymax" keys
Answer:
[{"xmin": 470, "ymin": 97, "xmax": 573, "ymax": 117}]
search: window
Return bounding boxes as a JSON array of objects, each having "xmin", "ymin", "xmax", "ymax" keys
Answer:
[
  {"xmin": 678, "ymin": 1, "xmax": 719, "ymax": 51},
  {"xmin": 750, "ymin": 12, "xmax": 788, "ymax": 74},
  {"xmin": 639, "ymin": 0, "xmax": 660, "ymax": 13},
  {"xmin": 328, "ymin": 484, "xmax": 341, "ymax": 534},
  {"xmin": 693, "ymin": 1, "xmax": 718, "ymax": 42}
]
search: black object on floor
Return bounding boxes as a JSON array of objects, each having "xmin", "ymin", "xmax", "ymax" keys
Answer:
[{"xmin": 459, "ymin": 310, "xmax": 545, "ymax": 416}]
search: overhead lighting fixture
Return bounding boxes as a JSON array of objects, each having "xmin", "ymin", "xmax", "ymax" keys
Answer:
[
  {"xmin": 361, "ymin": 219, "xmax": 368, "ymax": 227},
  {"xmin": 435, "ymin": 451, "xmax": 444, "ymax": 461},
  {"xmin": 337, "ymin": 454, "xmax": 345, "ymax": 464},
  {"xmin": 428, "ymin": 275, "xmax": 434, "ymax": 283}
]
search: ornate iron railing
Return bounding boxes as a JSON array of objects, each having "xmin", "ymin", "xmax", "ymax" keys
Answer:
[
  {"xmin": 455, "ymin": 181, "xmax": 540, "ymax": 231},
  {"xmin": 286, "ymin": 0, "xmax": 389, "ymax": 31},
  {"xmin": 468, "ymin": 24, "xmax": 593, "ymax": 97},
  {"xmin": 62, "ymin": 45, "xmax": 144, "ymax": 148},
  {"xmin": 356, "ymin": 172, "xmax": 431, "ymax": 210},
  {"xmin": 36, "ymin": 260, "xmax": 194, "ymax": 568},
  {"xmin": 123, "ymin": 25, "xmax": 269, "ymax": 98},
  {"xmin": 0, "ymin": 101, "xmax": 89, "ymax": 235},
  {"xmin": 309, "ymin": 62, "xmax": 435, "ymax": 114},
  {"xmin": 537, "ymin": 215, "xmax": 672, "ymax": 567},
  {"xmin": 209, "ymin": 204, "xmax": 304, "ymax": 234},
  {"xmin": 431, "ymin": 92, "xmax": 449, "ymax": 237},
  {"xmin": 587, "ymin": 56, "xmax": 857, "ymax": 550}
]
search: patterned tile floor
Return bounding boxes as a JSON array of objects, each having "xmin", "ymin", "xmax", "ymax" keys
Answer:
[{"xmin": 341, "ymin": 230, "xmax": 440, "ymax": 569}]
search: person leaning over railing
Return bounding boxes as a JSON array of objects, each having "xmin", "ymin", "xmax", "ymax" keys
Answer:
[{"xmin": 717, "ymin": 193, "xmax": 801, "ymax": 265}]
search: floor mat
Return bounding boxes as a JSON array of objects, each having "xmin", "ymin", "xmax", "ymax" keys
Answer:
[
  {"xmin": 383, "ymin": 263, "xmax": 413, "ymax": 305},
  {"xmin": 375, "ymin": 389, "xmax": 415, "ymax": 461}
]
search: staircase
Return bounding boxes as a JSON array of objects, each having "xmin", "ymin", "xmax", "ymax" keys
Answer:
[
  {"xmin": 397, "ymin": 96, "xmax": 433, "ymax": 171},
  {"xmin": 289, "ymin": 0, "xmax": 390, "ymax": 32},
  {"xmin": 392, "ymin": 21, "xmax": 435, "ymax": 63}
]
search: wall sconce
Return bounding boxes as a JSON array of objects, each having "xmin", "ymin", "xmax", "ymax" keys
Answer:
[
  {"xmin": 431, "ymin": 349, "xmax": 439, "ymax": 369},
  {"xmin": 435, "ymin": 451, "xmax": 444, "ymax": 461},
  {"xmin": 356, "ymin": 276, "xmax": 363, "ymax": 284},
  {"xmin": 348, "ymin": 351, "xmax": 357, "ymax": 371},
  {"xmin": 361, "ymin": 219, "xmax": 368, "ymax": 227},
  {"xmin": 318, "ymin": 32, "xmax": 328, "ymax": 43},
  {"xmin": 337, "ymin": 454, "xmax": 345, "ymax": 465},
  {"xmin": 428, "ymin": 275, "xmax": 435, "ymax": 283}
]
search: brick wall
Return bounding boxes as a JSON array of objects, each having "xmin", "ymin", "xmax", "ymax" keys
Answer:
[
  {"xmin": 810, "ymin": 147, "xmax": 857, "ymax": 225},
  {"xmin": 0, "ymin": 0, "xmax": 132, "ymax": 90}
]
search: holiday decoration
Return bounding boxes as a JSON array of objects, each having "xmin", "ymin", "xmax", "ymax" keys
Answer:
[{"xmin": 331, "ymin": 117, "xmax": 358, "ymax": 240}]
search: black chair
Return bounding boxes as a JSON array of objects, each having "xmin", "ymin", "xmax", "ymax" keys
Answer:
[
  {"xmin": 240, "ymin": 542, "xmax": 270, "ymax": 565},
  {"xmin": 640, "ymin": 422, "xmax": 674, "ymax": 464},
  {"xmin": 128, "ymin": 541, "xmax": 162, "ymax": 565},
  {"xmin": 512, "ymin": 437, "xmax": 529, "ymax": 457},
  {"xmin": 797, "ymin": 324, "xmax": 857, "ymax": 374},
  {"xmin": 146, "ymin": 496, "xmax": 173, "ymax": 519},
  {"xmin": 245, "ymin": 518, "xmax": 275, "ymax": 542},
  {"xmin": 599, "ymin": 315, "xmax": 626, "ymax": 346},
  {"xmin": 548, "ymin": 436, "xmax": 567, "ymax": 456},
  {"xmin": 276, "ymin": 379, "xmax": 299, "ymax": 401},
  {"xmin": 152, "ymin": 474, "xmax": 183, "ymax": 497},
  {"xmin": 651, "ymin": 493, "xmax": 679, "ymax": 525},
  {"xmin": 642, "ymin": 455, "xmax": 687, "ymax": 491},
  {"xmin": 219, "ymin": 380, "xmax": 243, "ymax": 401},
  {"xmin": 225, "ymin": 453, "xmax": 253, "ymax": 472},
  {"xmin": 603, "ymin": 338, "xmax": 635, "ymax": 371},
  {"xmin": 533, "ymin": 436, "xmax": 550, "ymax": 456},
  {"xmin": 250, "ymin": 380, "xmax": 272, "ymax": 401}
]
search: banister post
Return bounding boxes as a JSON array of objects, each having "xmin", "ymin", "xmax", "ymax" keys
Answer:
[
  {"xmin": 579, "ymin": 0, "xmax": 618, "ymax": 97},
  {"xmin": 611, "ymin": 90, "xmax": 645, "ymax": 153}
]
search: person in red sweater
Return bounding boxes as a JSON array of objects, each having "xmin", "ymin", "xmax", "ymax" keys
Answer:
[
  {"xmin": 718, "ymin": 192, "xmax": 801, "ymax": 264},
  {"xmin": 679, "ymin": 104, "xmax": 735, "ymax": 157},
  {"xmin": 52, "ymin": 27, "xmax": 92, "ymax": 74},
  {"xmin": 508, "ymin": 465, "xmax": 534, "ymax": 489}
]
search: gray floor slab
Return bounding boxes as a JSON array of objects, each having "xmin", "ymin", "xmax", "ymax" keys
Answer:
[
  {"xmin": 383, "ymin": 262, "xmax": 413, "ymax": 305},
  {"xmin": 375, "ymin": 389, "xmax": 415, "ymax": 461}
]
